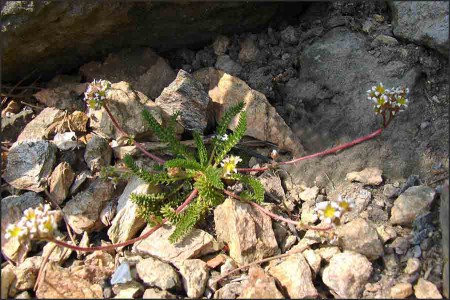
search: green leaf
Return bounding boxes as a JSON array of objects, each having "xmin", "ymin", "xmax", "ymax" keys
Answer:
[
  {"xmin": 193, "ymin": 131, "xmax": 208, "ymax": 166},
  {"xmin": 216, "ymin": 101, "xmax": 245, "ymax": 137},
  {"xmin": 124, "ymin": 154, "xmax": 180, "ymax": 185},
  {"xmin": 165, "ymin": 158, "xmax": 202, "ymax": 171},
  {"xmin": 214, "ymin": 111, "xmax": 247, "ymax": 165}
]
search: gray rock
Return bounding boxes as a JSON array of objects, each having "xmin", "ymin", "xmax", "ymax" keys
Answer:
[
  {"xmin": 3, "ymin": 140, "xmax": 56, "ymax": 192},
  {"xmin": 84, "ymin": 135, "xmax": 112, "ymax": 172},
  {"xmin": 390, "ymin": 185, "xmax": 436, "ymax": 226},
  {"xmin": 33, "ymin": 83, "xmax": 86, "ymax": 112},
  {"xmin": 215, "ymin": 55, "xmax": 242, "ymax": 76},
  {"xmin": 337, "ymin": 218, "xmax": 384, "ymax": 260},
  {"xmin": 238, "ymin": 36, "xmax": 260, "ymax": 63},
  {"xmin": 259, "ymin": 173, "xmax": 285, "ymax": 202},
  {"xmin": 346, "ymin": 167, "xmax": 383, "ymax": 185},
  {"xmin": 63, "ymin": 179, "xmax": 114, "ymax": 234},
  {"xmin": 280, "ymin": 26, "xmax": 299, "ymax": 45},
  {"xmin": 440, "ymin": 182, "xmax": 449, "ymax": 298},
  {"xmin": 16, "ymin": 107, "xmax": 65, "ymax": 142},
  {"xmin": 389, "ymin": 1, "xmax": 449, "ymax": 55},
  {"xmin": 69, "ymin": 170, "xmax": 91, "ymax": 195},
  {"xmin": 322, "ymin": 251, "xmax": 373, "ymax": 298},
  {"xmin": 414, "ymin": 278, "xmax": 442, "ymax": 299},
  {"xmin": 214, "ymin": 198, "xmax": 279, "ymax": 266},
  {"xmin": 383, "ymin": 183, "xmax": 400, "ymax": 199},
  {"xmin": 176, "ymin": 259, "xmax": 209, "ymax": 298},
  {"xmin": 372, "ymin": 34, "xmax": 399, "ymax": 46},
  {"xmin": 1, "ymin": 110, "xmax": 34, "ymax": 143},
  {"xmin": 48, "ymin": 162, "xmax": 75, "ymax": 204},
  {"xmin": 136, "ymin": 257, "xmax": 181, "ymax": 291},
  {"xmin": 212, "ymin": 35, "xmax": 231, "ymax": 56},
  {"xmin": 155, "ymin": 70, "xmax": 210, "ymax": 132}
]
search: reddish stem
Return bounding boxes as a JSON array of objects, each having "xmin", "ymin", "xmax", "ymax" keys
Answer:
[{"xmin": 237, "ymin": 128, "xmax": 383, "ymax": 173}]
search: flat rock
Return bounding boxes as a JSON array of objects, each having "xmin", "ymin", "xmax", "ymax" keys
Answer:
[
  {"xmin": 33, "ymin": 82, "xmax": 87, "ymax": 112},
  {"xmin": 239, "ymin": 266, "xmax": 283, "ymax": 299},
  {"xmin": 346, "ymin": 167, "xmax": 383, "ymax": 185},
  {"xmin": 108, "ymin": 176, "xmax": 160, "ymax": 244},
  {"xmin": 214, "ymin": 198, "xmax": 279, "ymax": 266},
  {"xmin": 48, "ymin": 161, "xmax": 75, "ymax": 204},
  {"xmin": 63, "ymin": 179, "xmax": 114, "ymax": 234},
  {"xmin": 142, "ymin": 288, "xmax": 176, "ymax": 299},
  {"xmin": 16, "ymin": 107, "xmax": 65, "ymax": 142},
  {"xmin": 112, "ymin": 280, "xmax": 144, "ymax": 298},
  {"xmin": 322, "ymin": 251, "xmax": 373, "ymax": 298},
  {"xmin": 133, "ymin": 224, "xmax": 220, "ymax": 263},
  {"xmin": 136, "ymin": 257, "xmax": 181, "ymax": 291},
  {"xmin": 193, "ymin": 68, "xmax": 304, "ymax": 156},
  {"xmin": 391, "ymin": 282, "xmax": 413, "ymax": 299},
  {"xmin": 414, "ymin": 278, "xmax": 442, "ymax": 299},
  {"xmin": 390, "ymin": 185, "xmax": 436, "ymax": 226},
  {"xmin": 80, "ymin": 48, "xmax": 176, "ymax": 100},
  {"xmin": 176, "ymin": 259, "xmax": 209, "ymax": 298},
  {"xmin": 155, "ymin": 69, "xmax": 210, "ymax": 132},
  {"xmin": 84, "ymin": 135, "xmax": 112, "ymax": 172},
  {"xmin": 267, "ymin": 252, "xmax": 317, "ymax": 298},
  {"xmin": 3, "ymin": 140, "xmax": 56, "ymax": 192},
  {"xmin": 336, "ymin": 218, "xmax": 384, "ymax": 260}
]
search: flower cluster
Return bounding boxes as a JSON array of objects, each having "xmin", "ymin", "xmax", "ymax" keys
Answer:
[
  {"xmin": 216, "ymin": 134, "xmax": 229, "ymax": 142},
  {"xmin": 84, "ymin": 79, "xmax": 112, "ymax": 110},
  {"xmin": 221, "ymin": 155, "xmax": 242, "ymax": 176},
  {"xmin": 314, "ymin": 195, "xmax": 355, "ymax": 225},
  {"xmin": 367, "ymin": 83, "xmax": 409, "ymax": 115},
  {"xmin": 5, "ymin": 204, "xmax": 58, "ymax": 242}
]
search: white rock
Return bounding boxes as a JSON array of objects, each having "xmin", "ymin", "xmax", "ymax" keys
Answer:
[
  {"xmin": 299, "ymin": 186, "xmax": 319, "ymax": 202},
  {"xmin": 136, "ymin": 257, "xmax": 181, "ymax": 291},
  {"xmin": 414, "ymin": 278, "xmax": 442, "ymax": 299},
  {"xmin": 176, "ymin": 259, "xmax": 209, "ymax": 298},
  {"xmin": 346, "ymin": 167, "xmax": 383, "ymax": 185}
]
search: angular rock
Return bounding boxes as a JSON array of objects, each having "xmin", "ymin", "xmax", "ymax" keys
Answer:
[
  {"xmin": 36, "ymin": 262, "xmax": 103, "ymax": 298},
  {"xmin": 143, "ymin": 288, "xmax": 176, "ymax": 299},
  {"xmin": 13, "ymin": 256, "xmax": 42, "ymax": 291},
  {"xmin": 48, "ymin": 161, "xmax": 75, "ymax": 204},
  {"xmin": 88, "ymin": 81, "xmax": 164, "ymax": 140},
  {"xmin": 336, "ymin": 218, "xmax": 384, "ymax": 260},
  {"xmin": 133, "ymin": 224, "xmax": 220, "ymax": 263},
  {"xmin": 176, "ymin": 259, "xmax": 209, "ymax": 298},
  {"xmin": 3, "ymin": 140, "xmax": 57, "ymax": 192},
  {"xmin": 259, "ymin": 172, "xmax": 285, "ymax": 201},
  {"xmin": 42, "ymin": 240, "xmax": 73, "ymax": 264},
  {"xmin": 299, "ymin": 186, "xmax": 319, "ymax": 202},
  {"xmin": 80, "ymin": 48, "xmax": 176, "ymax": 100},
  {"xmin": 206, "ymin": 254, "xmax": 228, "ymax": 269},
  {"xmin": 214, "ymin": 198, "xmax": 279, "ymax": 266},
  {"xmin": 372, "ymin": 34, "xmax": 399, "ymax": 46},
  {"xmin": 108, "ymin": 176, "xmax": 160, "ymax": 244},
  {"xmin": 376, "ymin": 225, "xmax": 397, "ymax": 244},
  {"xmin": 390, "ymin": 185, "xmax": 436, "ymax": 226},
  {"xmin": 84, "ymin": 135, "xmax": 112, "ymax": 172},
  {"xmin": 66, "ymin": 111, "xmax": 89, "ymax": 133},
  {"xmin": 303, "ymin": 249, "xmax": 321, "ymax": 277},
  {"xmin": 63, "ymin": 179, "xmax": 114, "ymax": 234},
  {"xmin": 194, "ymin": 67, "xmax": 304, "ymax": 156},
  {"xmin": 1, "ymin": 110, "xmax": 34, "ymax": 143},
  {"xmin": 71, "ymin": 251, "xmax": 115, "ymax": 285},
  {"xmin": 280, "ymin": 25, "xmax": 299, "ymax": 45},
  {"xmin": 267, "ymin": 252, "xmax": 317, "ymax": 298},
  {"xmin": 391, "ymin": 282, "xmax": 413, "ymax": 299},
  {"xmin": 33, "ymin": 83, "xmax": 87, "ymax": 112},
  {"xmin": 239, "ymin": 266, "xmax": 283, "ymax": 299},
  {"xmin": 155, "ymin": 69, "xmax": 210, "ymax": 132},
  {"xmin": 112, "ymin": 280, "xmax": 144, "ymax": 298},
  {"xmin": 322, "ymin": 251, "xmax": 373, "ymax": 298},
  {"xmin": 389, "ymin": 1, "xmax": 449, "ymax": 55},
  {"xmin": 1, "ymin": 265, "xmax": 16, "ymax": 298},
  {"xmin": 15, "ymin": 291, "xmax": 31, "ymax": 299},
  {"xmin": 17, "ymin": 107, "xmax": 65, "ymax": 142},
  {"xmin": 414, "ymin": 278, "xmax": 442, "ymax": 299},
  {"xmin": 69, "ymin": 170, "xmax": 91, "ymax": 195},
  {"xmin": 215, "ymin": 55, "xmax": 242, "ymax": 76},
  {"xmin": 214, "ymin": 282, "xmax": 244, "ymax": 299},
  {"xmin": 346, "ymin": 167, "xmax": 383, "ymax": 186},
  {"xmin": 239, "ymin": 36, "xmax": 260, "ymax": 63},
  {"xmin": 212, "ymin": 35, "xmax": 231, "ymax": 56},
  {"xmin": 136, "ymin": 257, "xmax": 181, "ymax": 291}
]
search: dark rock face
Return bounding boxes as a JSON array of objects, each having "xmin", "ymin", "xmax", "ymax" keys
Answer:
[{"xmin": 1, "ymin": 1, "xmax": 306, "ymax": 83}]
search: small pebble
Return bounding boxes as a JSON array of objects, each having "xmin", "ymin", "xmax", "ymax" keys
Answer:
[
  {"xmin": 404, "ymin": 258, "xmax": 421, "ymax": 274},
  {"xmin": 390, "ymin": 282, "xmax": 413, "ymax": 299}
]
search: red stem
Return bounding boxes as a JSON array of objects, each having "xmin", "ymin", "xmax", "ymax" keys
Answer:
[{"xmin": 237, "ymin": 128, "xmax": 383, "ymax": 173}]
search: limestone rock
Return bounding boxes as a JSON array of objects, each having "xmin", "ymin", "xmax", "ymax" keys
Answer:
[
  {"xmin": 133, "ymin": 224, "xmax": 220, "ymax": 263},
  {"xmin": 1, "ymin": 265, "xmax": 16, "ymax": 298},
  {"xmin": 303, "ymin": 249, "xmax": 321, "ymax": 277},
  {"xmin": 42, "ymin": 240, "xmax": 73, "ymax": 264},
  {"xmin": 3, "ymin": 140, "xmax": 57, "ymax": 192},
  {"xmin": 414, "ymin": 278, "xmax": 442, "ymax": 299},
  {"xmin": 390, "ymin": 185, "xmax": 436, "ymax": 226},
  {"xmin": 155, "ymin": 69, "xmax": 210, "ymax": 132},
  {"xmin": 376, "ymin": 225, "xmax": 397, "ymax": 244},
  {"xmin": 239, "ymin": 266, "xmax": 283, "ymax": 299},
  {"xmin": 136, "ymin": 257, "xmax": 181, "ymax": 291},
  {"xmin": 214, "ymin": 282, "xmax": 244, "ymax": 299},
  {"xmin": 193, "ymin": 68, "xmax": 304, "ymax": 156},
  {"xmin": 390, "ymin": 282, "xmax": 413, "ymax": 299},
  {"xmin": 142, "ymin": 288, "xmax": 176, "ymax": 299},
  {"xmin": 48, "ymin": 161, "xmax": 75, "ymax": 204},
  {"xmin": 346, "ymin": 167, "xmax": 383, "ymax": 185},
  {"xmin": 16, "ymin": 107, "xmax": 65, "ymax": 142},
  {"xmin": 33, "ymin": 83, "xmax": 87, "ymax": 112},
  {"xmin": 84, "ymin": 135, "xmax": 112, "ymax": 172},
  {"xmin": 112, "ymin": 280, "xmax": 144, "ymax": 298},
  {"xmin": 13, "ymin": 256, "xmax": 42, "ymax": 291},
  {"xmin": 299, "ymin": 186, "xmax": 319, "ymax": 202},
  {"xmin": 72, "ymin": 251, "xmax": 115, "ymax": 285},
  {"xmin": 322, "ymin": 251, "xmax": 373, "ymax": 298},
  {"xmin": 214, "ymin": 198, "xmax": 279, "ymax": 266},
  {"xmin": 63, "ymin": 179, "xmax": 114, "ymax": 234},
  {"xmin": 176, "ymin": 259, "xmax": 209, "ymax": 298},
  {"xmin": 259, "ymin": 173, "xmax": 285, "ymax": 201}
]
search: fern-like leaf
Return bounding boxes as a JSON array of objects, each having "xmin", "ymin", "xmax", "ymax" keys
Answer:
[
  {"xmin": 193, "ymin": 131, "xmax": 208, "ymax": 166},
  {"xmin": 165, "ymin": 158, "xmax": 202, "ymax": 171},
  {"xmin": 168, "ymin": 200, "xmax": 206, "ymax": 243},
  {"xmin": 124, "ymin": 155, "xmax": 181, "ymax": 185},
  {"xmin": 214, "ymin": 111, "xmax": 247, "ymax": 165},
  {"xmin": 216, "ymin": 101, "xmax": 245, "ymax": 137}
]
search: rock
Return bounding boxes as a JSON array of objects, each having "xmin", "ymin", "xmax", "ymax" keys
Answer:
[
  {"xmin": 362, "ymin": 20, "xmax": 376, "ymax": 33},
  {"xmin": 1, "ymin": 110, "xmax": 34, "ymax": 143},
  {"xmin": 1, "ymin": 265, "xmax": 16, "ymax": 298},
  {"xmin": 303, "ymin": 249, "xmax": 321, "ymax": 277},
  {"xmin": 322, "ymin": 251, "xmax": 373, "ymax": 298},
  {"xmin": 142, "ymin": 288, "xmax": 176, "ymax": 299},
  {"xmin": 214, "ymin": 198, "xmax": 279, "ymax": 266},
  {"xmin": 88, "ymin": 81, "xmax": 164, "ymax": 140},
  {"xmin": 155, "ymin": 69, "xmax": 210, "ymax": 132},
  {"xmin": 336, "ymin": 218, "xmax": 384, "ymax": 260},
  {"xmin": 440, "ymin": 182, "xmax": 449, "ymax": 298},
  {"xmin": 390, "ymin": 185, "xmax": 436, "ymax": 226},
  {"xmin": 300, "ymin": 202, "xmax": 319, "ymax": 224},
  {"xmin": 220, "ymin": 257, "xmax": 238, "ymax": 275},
  {"xmin": 42, "ymin": 240, "xmax": 73, "ymax": 264},
  {"xmin": 206, "ymin": 254, "xmax": 228, "ymax": 269},
  {"xmin": 259, "ymin": 172, "xmax": 285, "ymax": 201},
  {"xmin": 15, "ymin": 291, "xmax": 31, "ymax": 299},
  {"xmin": 280, "ymin": 25, "xmax": 299, "ymax": 45},
  {"xmin": 33, "ymin": 83, "xmax": 87, "ymax": 112},
  {"xmin": 215, "ymin": 55, "xmax": 242, "ymax": 76},
  {"xmin": 238, "ymin": 36, "xmax": 260, "ymax": 62},
  {"xmin": 16, "ymin": 107, "xmax": 65, "ymax": 142},
  {"xmin": 389, "ymin": 1, "xmax": 449, "ymax": 55},
  {"xmin": 239, "ymin": 266, "xmax": 283, "ymax": 298},
  {"xmin": 414, "ymin": 278, "xmax": 442, "ymax": 299},
  {"xmin": 213, "ymin": 35, "xmax": 231, "ymax": 56},
  {"xmin": 13, "ymin": 256, "xmax": 42, "ymax": 291},
  {"xmin": 344, "ymin": 188, "xmax": 372, "ymax": 222},
  {"xmin": 346, "ymin": 168, "xmax": 383, "ymax": 185},
  {"xmin": 404, "ymin": 257, "xmax": 421, "ymax": 275},
  {"xmin": 176, "ymin": 259, "xmax": 209, "ymax": 298},
  {"xmin": 2, "ymin": 100, "xmax": 22, "ymax": 117},
  {"xmin": 136, "ymin": 257, "xmax": 181, "ymax": 291},
  {"xmin": 66, "ymin": 111, "xmax": 89, "ymax": 133},
  {"xmin": 326, "ymin": 16, "xmax": 351, "ymax": 28},
  {"xmin": 376, "ymin": 225, "xmax": 397, "ymax": 244},
  {"xmin": 80, "ymin": 48, "xmax": 175, "ymax": 100},
  {"xmin": 3, "ymin": 140, "xmax": 56, "ymax": 192},
  {"xmin": 390, "ymin": 237, "xmax": 410, "ymax": 255},
  {"xmin": 36, "ymin": 262, "xmax": 103, "ymax": 298},
  {"xmin": 214, "ymin": 282, "xmax": 244, "ymax": 299},
  {"xmin": 281, "ymin": 235, "xmax": 297, "ymax": 252},
  {"xmin": 267, "ymin": 252, "xmax": 317, "ymax": 298},
  {"xmin": 372, "ymin": 34, "xmax": 399, "ymax": 46},
  {"xmin": 69, "ymin": 170, "xmax": 91, "ymax": 195},
  {"xmin": 299, "ymin": 186, "xmax": 319, "ymax": 202},
  {"xmin": 383, "ymin": 183, "xmax": 400, "ymax": 199},
  {"xmin": 48, "ymin": 161, "xmax": 75, "ymax": 204},
  {"xmin": 193, "ymin": 68, "xmax": 304, "ymax": 156},
  {"xmin": 390, "ymin": 282, "xmax": 413, "ymax": 299},
  {"xmin": 63, "ymin": 179, "xmax": 114, "ymax": 234},
  {"xmin": 113, "ymin": 280, "xmax": 144, "ymax": 298},
  {"xmin": 70, "ymin": 251, "xmax": 115, "ymax": 285},
  {"xmin": 133, "ymin": 224, "xmax": 220, "ymax": 263},
  {"xmin": 84, "ymin": 135, "xmax": 112, "ymax": 172}
]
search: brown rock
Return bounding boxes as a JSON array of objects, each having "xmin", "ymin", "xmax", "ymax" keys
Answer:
[
  {"xmin": 346, "ymin": 167, "xmax": 383, "ymax": 185},
  {"xmin": 176, "ymin": 259, "xmax": 209, "ymax": 298},
  {"xmin": 67, "ymin": 111, "xmax": 89, "ymax": 133},
  {"xmin": 390, "ymin": 282, "xmax": 413, "ymax": 299},
  {"xmin": 84, "ymin": 135, "xmax": 112, "ymax": 172},
  {"xmin": 143, "ymin": 288, "xmax": 176, "ymax": 299},
  {"xmin": 239, "ymin": 266, "xmax": 284, "ymax": 299},
  {"xmin": 206, "ymin": 254, "xmax": 228, "ymax": 269},
  {"xmin": 1, "ymin": 265, "xmax": 16, "ymax": 298},
  {"xmin": 33, "ymin": 83, "xmax": 87, "ymax": 112},
  {"xmin": 112, "ymin": 281, "xmax": 144, "ymax": 298},
  {"xmin": 13, "ymin": 256, "xmax": 42, "ymax": 291},
  {"xmin": 238, "ymin": 36, "xmax": 260, "ymax": 63},
  {"xmin": 17, "ymin": 107, "xmax": 65, "ymax": 142},
  {"xmin": 414, "ymin": 278, "xmax": 442, "ymax": 299},
  {"xmin": 259, "ymin": 173, "xmax": 285, "ymax": 201},
  {"xmin": 48, "ymin": 162, "xmax": 75, "ymax": 204},
  {"xmin": 314, "ymin": 246, "xmax": 341, "ymax": 262}
]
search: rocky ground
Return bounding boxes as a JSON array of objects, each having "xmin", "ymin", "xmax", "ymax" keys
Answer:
[{"xmin": 1, "ymin": 1, "xmax": 449, "ymax": 299}]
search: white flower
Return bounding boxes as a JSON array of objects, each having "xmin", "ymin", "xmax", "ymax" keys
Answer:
[
  {"xmin": 218, "ymin": 134, "xmax": 229, "ymax": 141},
  {"xmin": 221, "ymin": 155, "xmax": 243, "ymax": 176},
  {"xmin": 270, "ymin": 149, "xmax": 279, "ymax": 160},
  {"xmin": 335, "ymin": 195, "xmax": 355, "ymax": 212},
  {"xmin": 315, "ymin": 201, "xmax": 343, "ymax": 224}
]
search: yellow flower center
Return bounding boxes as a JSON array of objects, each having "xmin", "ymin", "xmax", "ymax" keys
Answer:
[
  {"xmin": 324, "ymin": 204, "xmax": 336, "ymax": 218},
  {"xmin": 339, "ymin": 201, "xmax": 349, "ymax": 211}
]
